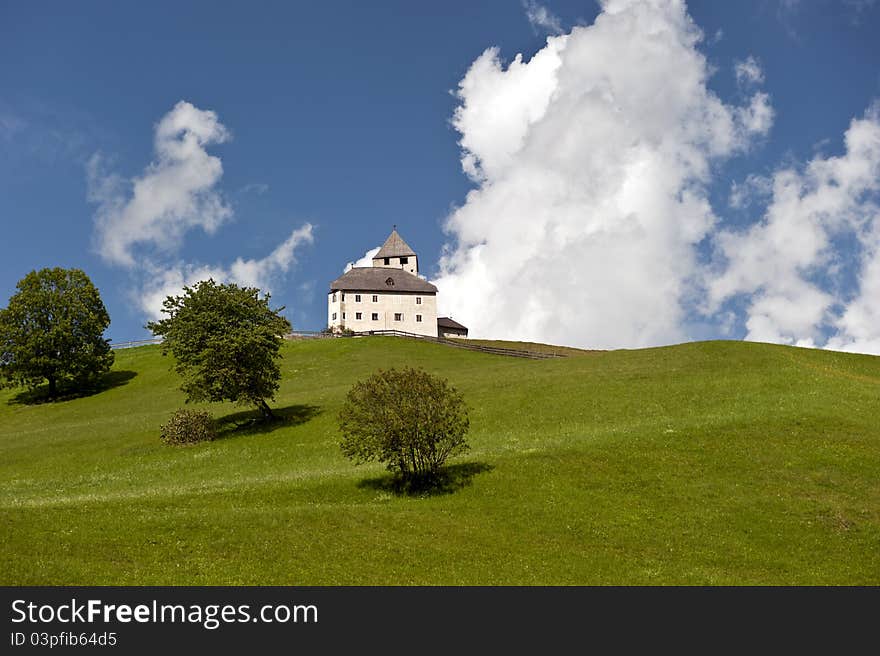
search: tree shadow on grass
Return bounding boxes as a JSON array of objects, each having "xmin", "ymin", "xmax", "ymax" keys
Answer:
[
  {"xmin": 214, "ymin": 403, "xmax": 322, "ymax": 439},
  {"xmin": 357, "ymin": 461, "xmax": 494, "ymax": 498},
  {"xmin": 7, "ymin": 370, "xmax": 138, "ymax": 405}
]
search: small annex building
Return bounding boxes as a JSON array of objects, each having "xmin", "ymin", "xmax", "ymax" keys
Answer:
[
  {"xmin": 437, "ymin": 316, "xmax": 469, "ymax": 338},
  {"xmin": 328, "ymin": 228, "xmax": 468, "ymax": 339}
]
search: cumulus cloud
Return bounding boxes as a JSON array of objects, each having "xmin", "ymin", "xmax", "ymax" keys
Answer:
[
  {"xmin": 88, "ymin": 101, "xmax": 314, "ymax": 323},
  {"xmin": 523, "ymin": 1, "xmax": 564, "ymax": 35},
  {"xmin": 709, "ymin": 105, "xmax": 880, "ymax": 350},
  {"xmin": 734, "ymin": 56, "xmax": 765, "ymax": 87},
  {"xmin": 89, "ymin": 101, "xmax": 232, "ymax": 267},
  {"xmin": 729, "ymin": 173, "xmax": 773, "ymax": 209},
  {"xmin": 344, "ymin": 246, "xmax": 381, "ymax": 273},
  {"xmin": 137, "ymin": 262, "xmax": 227, "ymax": 321},
  {"xmin": 138, "ymin": 223, "xmax": 314, "ymax": 320},
  {"xmin": 434, "ymin": 0, "xmax": 774, "ymax": 348},
  {"xmin": 828, "ymin": 229, "xmax": 880, "ymax": 353},
  {"xmin": 736, "ymin": 91, "xmax": 774, "ymax": 136},
  {"xmin": 229, "ymin": 224, "xmax": 314, "ymax": 289}
]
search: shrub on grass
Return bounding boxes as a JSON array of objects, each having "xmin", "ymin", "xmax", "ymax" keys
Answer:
[
  {"xmin": 338, "ymin": 367, "xmax": 470, "ymax": 481},
  {"xmin": 323, "ymin": 325, "xmax": 354, "ymax": 336},
  {"xmin": 160, "ymin": 409, "xmax": 216, "ymax": 445}
]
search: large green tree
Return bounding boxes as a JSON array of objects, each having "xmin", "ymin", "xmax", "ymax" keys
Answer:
[
  {"xmin": 147, "ymin": 279, "xmax": 291, "ymax": 419},
  {"xmin": 0, "ymin": 267, "xmax": 114, "ymax": 397}
]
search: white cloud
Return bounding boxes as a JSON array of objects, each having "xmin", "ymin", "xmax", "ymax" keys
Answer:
[
  {"xmin": 228, "ymin": 223, "xmax": 315, "ymax": 289},
  {"xmin": 729, "ymin": 173, "xmax": 773, "ymax": 209},
  {"xmin": 0, "ymin": 111, "xmax": 26, "ymax": 140},
  {"xmin": 139, "ymin": 224, "xmax": 314, "ymax": 320},
  {"xmin": 736, "ymin": 91, "xmax": 774, "ymax": 137},
  {"xmin": 523, "ymin": 1, "xmax": 564, "ymax": 35},
  {"xmin": 434, "ymin": 0, "xmax": 774, "ymax": 348},
  {"xmin": 709, "ymin": 105, "xmax": 880, "ymax": 351},
  {"xmin": 452, "ymin": 39, "xmax": 566, "ymax": 182},
  {"xmin": 240, "ymin": 182, "xmax": 269, "ymax": 195},
  {"xmin": 827, "ymin": 226, "xmax": 880, "ymax": 353},
  {"xmin": 89, "ymin": 100, "xmax": 232, "ymax": 267},
  {"xmin": 137, "ymin": 262, "xmax": 227, "ymax": 321},
  {"xmin": 734, "ymin": 56, "xmax": 765, "ymax": 87},
  {"xmin": 88, "ymin": 101, "xmax": 314, "ymax": 324},
  {"xmin": 344, "ymin": 246, "xmax": 380, "ymax": 273}
]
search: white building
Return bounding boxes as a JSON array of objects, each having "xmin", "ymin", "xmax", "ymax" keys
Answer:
[{"xmin": 327, "ymin": 228, "xmax": 466, "ymax": 338}]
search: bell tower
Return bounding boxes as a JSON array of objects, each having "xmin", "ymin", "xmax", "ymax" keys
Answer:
[{"xmin": 372, "ymin": 226, "xmax": 418, "ymax": 275}]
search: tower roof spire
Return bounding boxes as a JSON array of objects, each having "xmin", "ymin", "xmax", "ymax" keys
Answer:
[{"xmin": 374, "ymin": 228, "xmax": 416, "ymax": 259}]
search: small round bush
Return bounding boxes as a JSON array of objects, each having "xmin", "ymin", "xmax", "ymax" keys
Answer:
[
  {"xmin": 160, "ymin": 409, "xmax": 216, "ymax": 445},
  {"xmin": 338, "ymin": 367, "xmax": 470, "ymax": 480}
]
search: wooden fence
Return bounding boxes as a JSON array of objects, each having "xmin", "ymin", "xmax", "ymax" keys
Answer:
[
  {"xmin": 111, "ymin": 330, "xmax": 563, "ymax": 360},
  {"xmin": 329, "ymin": 329, "xmax": 565, "ymax": 360},
  {"xmin": 110, "ymin": 337, "xmax": 163, "ymax": 350}
]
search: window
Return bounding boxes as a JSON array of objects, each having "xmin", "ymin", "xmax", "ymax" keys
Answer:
[
  {"xmin": 416, "ymin": 297, "xmax": 422, "ymax": 305},
  {"xmin": 355, "ymin": 312, "xmax": 362, "ymax": 320},
  {"xmin": 342, "ymin": 312, "xmax": 346, "ymax": 320},
  {"xmin": 372, "ymin": 295, "xmax": 378, "ymax": 302},
  {"xmin": 341, "ymin": 293, "xmax": 346, "ymax": 301},
  {"xmin": 416, "ymin": 314, "xmax": 422, "ymax": 323},
  {"xmin": 394, "ymin": 313, "xmax": 403, "ymax": 321},
  {"xmin": 332, "ymin": 312, "xmax": 337, "ymax": 320},
  {"xmin": 355, "ymin": 294, "xmax": 361, "ymax": 302},
  {"xmin": 400, "ymin": 256, "xmax": 408, "ymax": 264},
  {"xmin": 383, "ymin": 257, "xmax": 390, "ymax": 265},
  {"xmin": 371, "ymin": 313, "xmax": 379, "ymax": 321},
  {"xmin": 332, "ymin": 293, "xmax": 336, "ymax": 302},
  {"xmin": 385, "ymin": 277, "xmax": 394, "ymax": 286}
]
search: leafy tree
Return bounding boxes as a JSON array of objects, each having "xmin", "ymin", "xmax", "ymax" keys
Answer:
[
  {"xmin": 339, "ymin": 367, "xmax": 470, "ymax": 480},
  {"xmin": 0, "ymin": 267, "xmax": 113, "ymax": 397},
  {"xmin": 147, "ymin": 279, "xmax": 291, "ymax": 420}
]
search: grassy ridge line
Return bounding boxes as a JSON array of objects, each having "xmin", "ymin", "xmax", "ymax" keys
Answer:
[
  {"xmin": 1, "ymin": 337, "xmax": 879, "ymax": 584},
  {"xmin": 447, "ymin": 337, "xmax": 597, "ymax": 357}
]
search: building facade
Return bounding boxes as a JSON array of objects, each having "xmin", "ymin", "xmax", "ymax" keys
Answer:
[{"xmin": 328, "ymin": 229, "xmax": 440, "ymax": 337}]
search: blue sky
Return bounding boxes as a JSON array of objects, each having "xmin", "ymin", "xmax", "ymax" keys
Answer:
[{"xmin": 2, "ymin": 1, "xmax": 879, "ymax": 351}]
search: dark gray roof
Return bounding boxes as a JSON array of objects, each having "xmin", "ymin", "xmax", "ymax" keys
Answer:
[
  {"xmin": 437, "ymin": 317, "xmax": 468, "ymax": 331},
  {"xmin": 374, "ymin": 229, "xmax": 416, "ymax": 259},
  {"xmin": 330, "ymin": 268, "xmax": 437, "ymax": 293}
]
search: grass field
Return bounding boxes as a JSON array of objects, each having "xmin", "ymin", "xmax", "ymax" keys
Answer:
[
  {"xmin": 1, "ymin": 337, "xmax": 878, "ymax": 585},
  {"xmin": 447, "ymin": 337, "xmax": 596, "ymax": 356},
  {"xmin": 447, "ymin": 337, "xmax": 597, "ymax": 357}
]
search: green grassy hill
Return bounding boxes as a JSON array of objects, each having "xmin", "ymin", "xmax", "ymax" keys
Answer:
[{"xmin": 1, "ymin": 337, "xmax": 878, "ymax": 584}]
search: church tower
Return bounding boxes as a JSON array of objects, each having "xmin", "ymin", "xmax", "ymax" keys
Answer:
[{"xmin": 372, "ymin": 227, "xmax": 418, "ymax": 275}]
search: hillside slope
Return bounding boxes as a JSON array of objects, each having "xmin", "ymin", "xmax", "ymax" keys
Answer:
[{"xmin": 1, "ymin": 337, "xmax": 878, "ymax": 584}]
